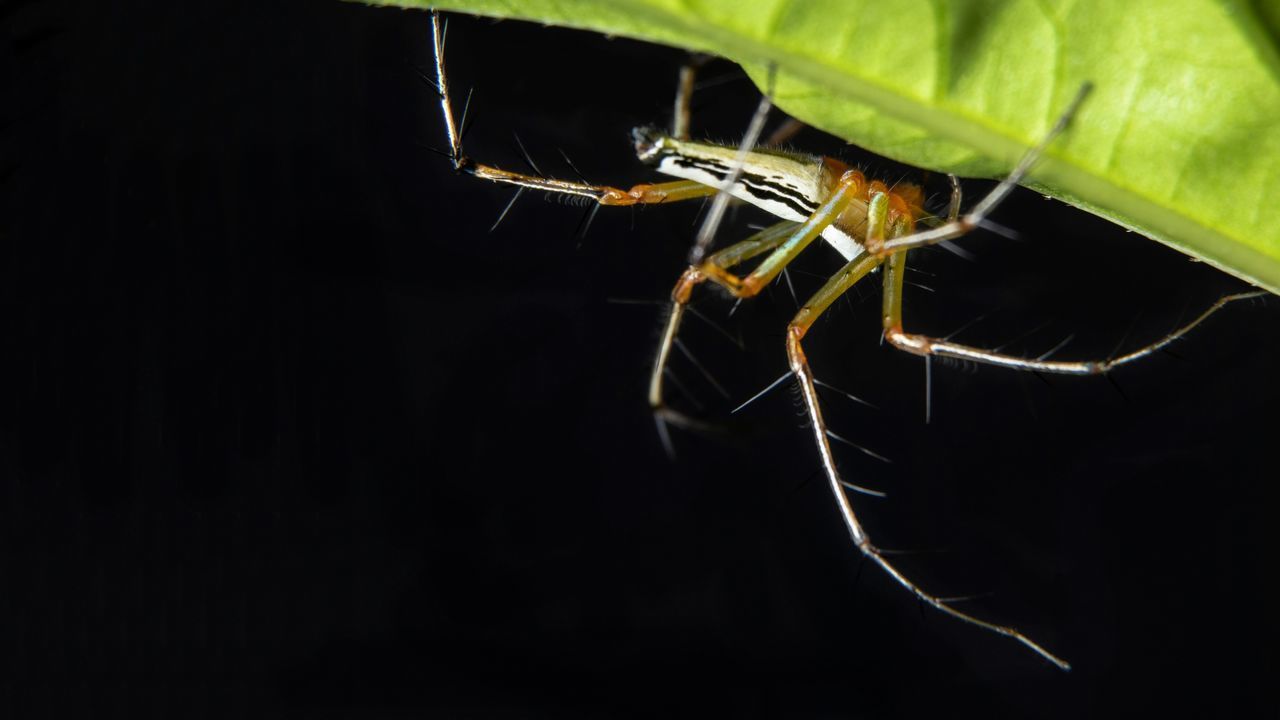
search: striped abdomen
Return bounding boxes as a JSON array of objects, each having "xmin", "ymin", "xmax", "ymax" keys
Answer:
[{"xmin": 632, "ymin": 127, "xmax": 923, "ymax": 260}]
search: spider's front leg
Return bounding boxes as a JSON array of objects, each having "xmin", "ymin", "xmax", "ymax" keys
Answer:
[{"xmin": 429, "ymin": 11, "xmax": 719, "ymax": 209}]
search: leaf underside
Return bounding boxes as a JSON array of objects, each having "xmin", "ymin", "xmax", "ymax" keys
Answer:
[{"xmin": 366, "ymin": 0, "xmax": 1280, "ymax": 294}]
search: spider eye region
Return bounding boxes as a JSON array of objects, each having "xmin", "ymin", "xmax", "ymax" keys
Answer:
[{"xmin": 631, "ymin": 125, "xmax": 669, "ymax": 163}]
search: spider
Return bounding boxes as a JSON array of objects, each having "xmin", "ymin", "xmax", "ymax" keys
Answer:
[{"xmin": 423, "ymin": 10, "xmax": 1261, "ymax": 669}]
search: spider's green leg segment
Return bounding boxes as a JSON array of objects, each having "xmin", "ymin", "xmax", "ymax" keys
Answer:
[
  {"xmin": 699, "ymin": 170, "xmax": 866, "ymax": 297},
  {"xmin": 649, "ymin": 220, "xmax": 797, "ymax": 427},
  {"xmin": 651, "ymin": 168, "xmax": 869, "ymax": 425}
]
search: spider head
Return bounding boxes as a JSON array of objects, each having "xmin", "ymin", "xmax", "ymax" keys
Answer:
[{"xmin": 631, "ymin": 125, "xmax": 668, "ymax": 164}]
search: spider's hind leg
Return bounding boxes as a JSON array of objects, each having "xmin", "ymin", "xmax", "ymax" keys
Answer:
[
  {"xmin": 783, "ymin": 188, "xmax": 1072, "ymax": 669},
  {"xmin": 882, "ymin": 246, "xmax": 1267, "ymax": 377},
  {"xmin": 873, "ymin": 87, "xmax": 1264, "ymax": 379}
]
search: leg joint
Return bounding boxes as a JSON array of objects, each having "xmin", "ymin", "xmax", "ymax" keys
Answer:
[
  {"xmin": 784, "ymin": 324, "xmax": 807, "ymax": 371},
  {"xmin": 885, "ymin": 326, "xmax": 930, "ymax": 355},
  {"xmin": 672, "ymin": 267, "xmax": 704, "ymax": 304},
  {"xmin": 700, "ymin": 263, "xmax": 753, "ymax": 298}
]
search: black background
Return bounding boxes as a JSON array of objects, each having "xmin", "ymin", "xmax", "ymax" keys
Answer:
[{"xmin": 6, "ymin": 1, "xmax": 1279, "ymax": 717}]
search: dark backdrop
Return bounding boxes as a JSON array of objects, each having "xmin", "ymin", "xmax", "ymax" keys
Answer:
[{"xmin": 5, "ymin": 1, "xmax": 1278, "ymax": 717}]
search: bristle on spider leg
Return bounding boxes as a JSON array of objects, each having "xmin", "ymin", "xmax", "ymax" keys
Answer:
[
  {"xmin": 459, "ymin": 87, "xmax": 477, "ymax": 142},
  {"xmin": 825, "ymin": 428, "xmax": 892, "ymax": 467},
  {"xmin": 994, "ymin": 319, "xmax": 1053, "ymax": 354},
  {"xmin": 413, "ymin": 140, "xmax": 454, "ymax": 159},
  {"xmin": 937, "ymin": 240, "xmax": 979, "ymax": 261},
  {"xmin": 489, "ymin": 187, "xmax": 524, "ymax": 233},
  {"xmin": 1105, "ymin": 372, "xmax": 1129, "ymax": 402},
  {"xmin": 942, "ymin": 310, "xmax": 994, "ymax": 342},
  {"xmin": 511, "ymin": 132, "xmax": 544, "ymax": 177},
  {"xmin": 690, "ymin": 196, "xmax": 711, "ymax": 228},
  {"xmin": 574, "ymin": 203, "xmax": 601, "ymax": 244},
  {"xmin": 837, "ymin": 477, "xmax": 889, "ymax": 497},
  {"xmin": 924, "ymin": 355, "xmax": 933, "ymax": 424},
  {"xmin": 781, "ymin": 267, "xmax": 800, "ymax": 308},
  {"xmin": 684, "ymin": 305, "xmax": 744, "ymax": 349},
  {"xmin": 663, "ymin": 367, "xmax": 705, "ymax": 413},
  {"xmin": 813, "ymin": 378, "xmax": 877, "ymax": 410},
  {"xmin": 556, "ymin": 147, "xmax": 591, "ymax": 185},
  {"xmin": 654, "ymin": 415, "xmax": 676, "ymax": 460},
  {"xmin": 731, "ymin": 371, "xmax": 793, "ymax": 415},
  {"xmin": 673, "ymin": 338, "xmax": 731, "ymax": 399},
  {"xmin": 976, "ymin": 217, "xmax": 1021, "ymax": 241},
  {"xmin": 1107, "ymin": 309, "xmax": 1144, "ymax": 363},
  {"xmin": 1036, "ymin": 333, "xmax": 1075, "ymax": 362},
  {"xmin": 411, "ymin": 63, "xmax": 441, "ymax": 95}
]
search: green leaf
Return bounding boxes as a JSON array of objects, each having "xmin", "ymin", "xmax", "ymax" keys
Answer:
[{"xmin": 365, "ymin": 0, "xmax": 1280, "ymax": 294}]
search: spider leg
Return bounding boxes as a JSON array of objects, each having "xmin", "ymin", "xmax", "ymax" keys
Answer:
[
  {"xmin": 650, "ymin": 168, "xmax": 870, "ymax": 427},
  {"xmin": 788, "ymin": 188, "xmax": 1071, "ymax": 669},
  {"xmin": 875, "ymin": 92, "xmax": 1263, "ymax": 375},
  {"xmin": 867, "ymin": 84, "xmax": 1093, "ymax": 258},
  {"xmin": 429, "ymin": 11, "xmax": 717, "ymax": 208},
  {"xmin": 650, "ymin": 221, "xmax": 797, "ymax": 429}
]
